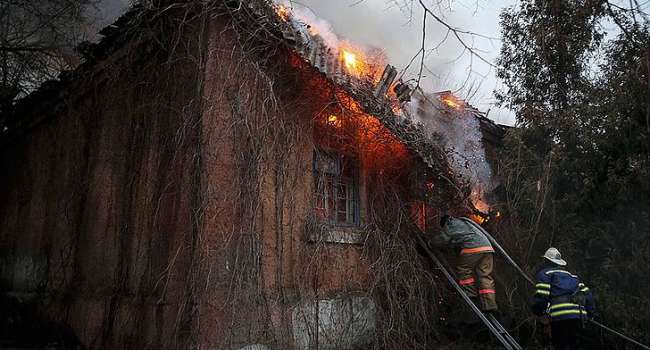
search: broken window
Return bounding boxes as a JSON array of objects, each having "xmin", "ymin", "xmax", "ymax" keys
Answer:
[{"xmin": 313, "ymin": 150, "xmax": 360, "ymax": 226}]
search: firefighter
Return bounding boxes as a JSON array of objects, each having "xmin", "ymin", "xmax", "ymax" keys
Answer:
[
  {"xmin": 432, "ymin": 215, "xmax": 498, "ymax": 312},
  {"xmin": 532, "ymin": 247, "xmax": 594, "ymax": 350}
]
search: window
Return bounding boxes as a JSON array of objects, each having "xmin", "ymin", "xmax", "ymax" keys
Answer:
[{"xmin": 314, "ymin": 150, "xmax": 360, "ymax": 226}]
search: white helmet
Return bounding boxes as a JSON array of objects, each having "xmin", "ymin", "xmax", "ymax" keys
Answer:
[{"xmin": 543, "ymin": 247, "xmax": 567, "ymax": 266}]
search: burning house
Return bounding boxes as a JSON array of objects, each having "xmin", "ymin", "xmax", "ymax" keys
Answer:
[{"xmin": 0, "ymin": 1, "xmax": 505, "ymax": 349}]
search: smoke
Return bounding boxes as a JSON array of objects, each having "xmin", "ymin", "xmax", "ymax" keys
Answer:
[
  {"xmin": 83, "ymin": 0, "xmax": 503, "ymax": 195},
  {"xmin": 276, "ymin": 0, "xmax": 515, "ymax": 125},
  {"xmin": 276, "ymin": 1, "xmax": 499, "ymax": 206},
  {"xmin": 278, "ymin": 0, "xmax": 389, "ymax": 75},
  {"xmin": 278, "ymin": 0, "xmax": 500, "ymax": 205},
  {"xmin": 278, "ymin": 0, "xmax": 445, "ymax": 79},
  {"xmin": 83, "ymin": 0, "xmax": 515, "ymax": 124},
  {"xmin": 280, "ymin": 1, "xmax": 341, "ymax": 49},
  {"xmin": 406, "ymin": 90, "xmax": 496, "ymax": 204}
]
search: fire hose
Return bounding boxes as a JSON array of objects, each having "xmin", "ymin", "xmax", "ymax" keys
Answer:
[{"xmin": 459, "ymin": 217, "xmax": 650, "ymax": 350}]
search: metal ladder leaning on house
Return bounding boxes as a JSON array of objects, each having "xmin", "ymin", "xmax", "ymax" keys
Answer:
[
  {"xmin": 460, "ymin": 218, "xmax": 650, "ymax": 350},
  {"xmin": 415, "ymin": 233, "xmax": 523, "ymax": 350},
  {"xmin": 416, "ymin": 218, "xmax": 650, "ymax": 350}
]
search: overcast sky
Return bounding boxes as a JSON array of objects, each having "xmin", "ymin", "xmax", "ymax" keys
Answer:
[
  {"xmin": 286, "ymin": 0, "xmax": 518, "ymax": 125},
  {"xmin": 90, "ymin": 0, "xmax": 518, "ymax": 124}
]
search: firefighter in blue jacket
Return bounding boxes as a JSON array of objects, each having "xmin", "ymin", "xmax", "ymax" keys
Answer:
[{"xmin": 532, "ymin": 247, "xmax": 594, "ymax": 350}]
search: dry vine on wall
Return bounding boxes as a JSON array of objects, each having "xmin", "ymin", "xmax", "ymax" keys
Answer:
[
  {"xmin": 195, "ymin": 19, "xmax": 465, "ymax": 347},
  {"xmin": 0, "ymin": 1, "xmax": 475, "ymax": 349}
]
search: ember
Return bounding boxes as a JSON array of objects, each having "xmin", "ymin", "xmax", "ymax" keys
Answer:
[{"xmin": 327, "ymin": 114, "xmax": 342, "ymax": 127}]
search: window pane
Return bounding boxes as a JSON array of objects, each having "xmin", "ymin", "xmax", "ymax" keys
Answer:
[
  {"xmin": 347, "ymin": 184, "xmax": 357, "ymax": 224},
  {"xmin": 315, "ymin": 152, "xmax": 340, "ymax": 175},
  {"xmin": 313, "ymin": 150, "xmax": 360, "ymax": 226},
  {"xmin": 326, "ymin": 176, "xmax": 335, "ymax": 220}
]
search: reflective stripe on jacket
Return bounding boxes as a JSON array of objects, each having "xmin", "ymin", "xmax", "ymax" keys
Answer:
[
  {"xmin": 431, "ymin": 217, "xmax": 494, "ymax": 254},
  {"xmin": 532, "ymin": 266, "xmax": 595, "ymax": 321}
]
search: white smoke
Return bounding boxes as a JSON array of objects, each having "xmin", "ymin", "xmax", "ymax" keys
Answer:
[
  {"xmin": 275, "ymin": 0, "xmax": 388, "ymax": 68},
  {"xmin": 282, "ymin": 2, "xmax": 341, "ymax": 49},
  {"xmin": 275, "ymin": 1, "xmax": 498, "ymax": 203},
  {"xmin": 406, "ymin": 91, "xmax": 496, "ymax": 200}
]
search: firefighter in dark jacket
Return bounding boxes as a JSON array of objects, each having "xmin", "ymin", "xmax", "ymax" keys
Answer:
[
  {"xmin": 432, "ymin": 215, "xmax": 498, "ymax": 312},
  {"xmin": 532, "ymin": 247, "xmax": 594, "ymax": 350}
]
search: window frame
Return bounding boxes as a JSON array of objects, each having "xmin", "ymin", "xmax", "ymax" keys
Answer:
[{"xmin": 313, "ymin": 149, "xmax": 361, "ymax": 227}]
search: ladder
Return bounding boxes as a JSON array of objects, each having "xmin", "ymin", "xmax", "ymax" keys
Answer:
[
  {"xmin": 415, "ymin": 234, "xmax": 523, "ymax": 350},
  {"xmin": 459, "ymin": 217, "xmax": 650, "ymax": 350}
]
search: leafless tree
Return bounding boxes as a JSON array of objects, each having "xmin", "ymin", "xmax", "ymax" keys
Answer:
[{"xmin": 0, "ymin": 0, "xmax": 95, "ymax": 128}]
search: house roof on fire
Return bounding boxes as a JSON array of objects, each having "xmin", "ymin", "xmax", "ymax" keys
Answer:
[
  {"xmin": 235, "ymin": 0, "xmax": 506, "ymax": 182},
  {"xmin": 4, "ymin": 0, "xmax": 506, "ymax": 187}
]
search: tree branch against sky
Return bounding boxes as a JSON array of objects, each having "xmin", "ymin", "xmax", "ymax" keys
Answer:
[
  {"xmin": 0, "ymin": 0, "xmax": 95, "ymax": 130},
  {"xmin": 405, "ymin": 0, "xmax": 649, "ymax": 117},
  {"xmin": 284, "ymin": 0, "xmax": 515, "ymax": 123},
  {"xmin": 4, "ymin": 0, "xmax": 648, "ymax": 131},
  {"xmin": 1, "ymin": 0, "xmax": 517, "ymax": 123}
]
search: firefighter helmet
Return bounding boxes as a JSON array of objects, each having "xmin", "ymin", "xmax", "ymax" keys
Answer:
[{"xmin": 543, "ymin": 247, "xmax": 567, "ymax": 266}]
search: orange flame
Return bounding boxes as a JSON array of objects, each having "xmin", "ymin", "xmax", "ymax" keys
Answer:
[
  {"xmin": 340, "ymin": 47, "xmax": 364, "ymax": 76},
  {"xmin": 342, "ymin": 50, "xmax": 357, "ymax": 70},
  {"xmin": 442, "ymin": 96, "xmax": 462, "ymax": 109},
  {"xmin": 469, "ymin": 214, "xmax": 486, "ymax": 224},
  {"xmin": 287, "ymin": 9, "xmax": 385, "ymax": 82},
  {"xmin": 276, "ymin": 4, "xmax": 290, "ymax": 21},
  {"xmin": 338, "ymin": 44, "xmax": 383, "ymax": 81},
  {"xmin": 327, "ymin": 114, "xmax": 342, "ymax": 127}
]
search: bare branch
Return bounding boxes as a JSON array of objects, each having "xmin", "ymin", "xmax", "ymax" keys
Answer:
[
  {"xmin": 417, "ymin": 0, "xmax": 494, "ymax": 68},
  {"xmin": 415, "ymin": 8, "xmax": 427, "ymax": 89}
]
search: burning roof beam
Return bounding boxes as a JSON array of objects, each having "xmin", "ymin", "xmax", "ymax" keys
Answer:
[{"xmin": 374, "ymin": 64, "xmax": 397, "ymax": 98}]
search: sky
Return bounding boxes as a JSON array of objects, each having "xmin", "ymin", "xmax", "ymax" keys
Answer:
[
  {"xmin": 287, "ymin": 0, "xmax": 518, "ymax": 125},
  {"xmin": 89, "ymin": 0, "xmax": 518, "ymax": 125}
]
